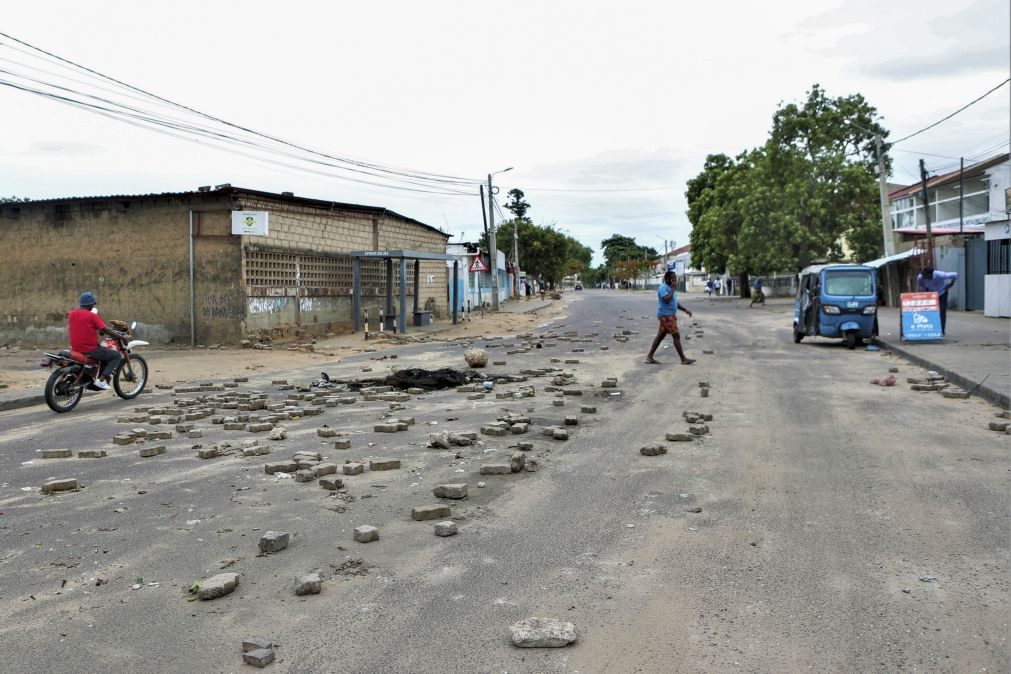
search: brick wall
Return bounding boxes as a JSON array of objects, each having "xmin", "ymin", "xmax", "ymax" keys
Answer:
[
  {"xmin": 0, "ymin": 190, "xmax": 448, "ymax": 346},
  {"xmin": 0, "ymin": 194, "xmax": 242, "ymax": 346}
]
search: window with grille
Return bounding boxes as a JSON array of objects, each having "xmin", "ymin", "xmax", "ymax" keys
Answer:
[
  {"xmin": 244, "ymin": 250, "xmax": 414, "ymax": 291},
  {"xmin": 988, "ymin": 239, "xmax": 1011, "ymax": 274}
]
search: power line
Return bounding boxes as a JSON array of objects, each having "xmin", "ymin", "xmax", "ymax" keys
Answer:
[
  {"xmin": 891, "ymin": 77, "xmax": 1010, "ymax": 145},
  {"xmin": 522, "ymin": 186, "xmax": 674, "ymax": 192},
  {"xmin": 0, "ymin": 31, "xmax": 484, "ymax": 189}
]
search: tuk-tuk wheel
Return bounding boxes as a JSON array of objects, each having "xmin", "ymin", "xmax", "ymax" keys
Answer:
[
  {"xmin": 845, "ymin": 331, "xmax": 858, "ymax": 350},
  {"xmin": 793, "ymin": 328, "xmax": 804, "ymax": 344}
]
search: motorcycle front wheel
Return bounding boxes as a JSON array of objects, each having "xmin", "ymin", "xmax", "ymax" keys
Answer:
[
  {"xmin": 45, "ymin": 367, "xmax": 84, "ymax": 413},
  {"xmin": 114, "ymin": 354, "xmax": 148, "ymax": 399}
]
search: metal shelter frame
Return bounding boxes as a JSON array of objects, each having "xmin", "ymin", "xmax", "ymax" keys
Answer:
[{"xmin": 350, "ymin": 250, "xmax": 459, "ymax": 334}]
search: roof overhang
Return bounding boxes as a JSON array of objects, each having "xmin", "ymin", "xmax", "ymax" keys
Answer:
[
  {"xmin": 864, "ymin": 248, "xmax": 926, "ymax": 268},
  {"xmin": 350, "ymin": 249, "xmax": 456, "ymax": 261}
]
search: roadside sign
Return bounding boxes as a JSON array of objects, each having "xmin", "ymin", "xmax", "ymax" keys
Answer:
[
  {"xmin": 900, "ymin": 292, "xmax": 942, "ymax": 341},
  {"xmin": 469, "ymin": 255, "xmax": 489, "ymax": 273}
]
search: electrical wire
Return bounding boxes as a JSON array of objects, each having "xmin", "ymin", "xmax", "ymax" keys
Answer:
[
  {"xmin": 890, "ymin": 77, "xmax": 1010, "ymax": 145},
  {"xmin": 0, "ymin": 32, "xmax": 484, "ymax": 190}
]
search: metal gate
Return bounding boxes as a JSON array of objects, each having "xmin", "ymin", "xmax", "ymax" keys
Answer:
[{"xmin": 965, "ymin": 238, "xmax": 986, "ymax": 311}]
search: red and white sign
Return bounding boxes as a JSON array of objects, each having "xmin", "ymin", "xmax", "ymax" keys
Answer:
[
  {"xmin": 900, "ymin": 292, "xmax": 940, "ymax": 312},
  {"xmin": 468, "ymin": 255, "xmax": 489, "ymax": 273}
]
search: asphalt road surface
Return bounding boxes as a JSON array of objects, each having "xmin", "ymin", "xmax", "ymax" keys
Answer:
[{"xmin": 0, "ymin": 292, "xmax": 1006, "ymax": 673}]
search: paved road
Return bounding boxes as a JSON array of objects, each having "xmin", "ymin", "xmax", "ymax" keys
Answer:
[{"xmin": 0, "ymin": 292, "xmax": 1006, "ymax": 673}]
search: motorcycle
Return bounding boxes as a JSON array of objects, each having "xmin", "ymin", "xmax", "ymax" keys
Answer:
[{"xmin": 41, "ymin": 320, "xmax": 150, "ymax": 413}]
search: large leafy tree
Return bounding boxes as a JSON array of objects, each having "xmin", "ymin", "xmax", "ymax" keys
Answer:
[
  {"xmin": 687, "ymin": 84, "xmax": 888, "ymax": 284},
  {"xmin": 481, "ymin": 220, "xmax": 584, "ymax": 285}
]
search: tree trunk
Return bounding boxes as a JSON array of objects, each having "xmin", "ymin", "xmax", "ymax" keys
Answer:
[{"xmin": 739, "ymin": 272, "xmax": 751, "ymax": 298}]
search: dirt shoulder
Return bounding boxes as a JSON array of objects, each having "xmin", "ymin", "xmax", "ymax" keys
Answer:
[{"xmin": 0, "ymin": 298, "xmax": 571, "ymax": 394}]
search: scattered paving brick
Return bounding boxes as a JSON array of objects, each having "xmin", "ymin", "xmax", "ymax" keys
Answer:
[
  {"xmin": 312, "ymin": 463, "xmax": 338, "ymax": 477},
  {"xmin": 294, "ymin": 572, "xmax": 322, "ymax": 596},
  {"xmin": 688, "ymin": 424, "xmax": 709, "ymax": 436},
  {"xmin": 989, "ymin": 421, "xmax": 1010, "ymax": 432},
  {"xmin": 666, "ymin": 432, "xmax": 696, "ymax": 442},
  {"xmin": 334, "ymin": 439, "xmax": 352, "ymax": 449},
  {"xmin": 354, "ymin": 525, "xmax": 379, "ymax": 543},
  {"xmin": 41, "ymin": 449, "xmax": 73, "ymax": 459},
  {"xmin": 242, "ymin": 637, "xmax": 274, "ymax": 652},
  {"xmin": 412, "ymin": 504, "xmax": 452, "ymax": 521},
  {"xmin": 138, "ymin": 445, "xmax": 166, "ymax": 458},
  {"xmin": 342, "ymin": 462, "xmax": 365, "ymax": 475},
  {"xmin": 433, "ymin": 483, "xmax": 468, "ymax": 499},
  {"xmin": 258, "ymin": 531, "xmax": 289, "ymax": 553},
  {"xmin": 265, "ymin": 461, "xmax": 298, "ymax": 475},
  {"xmin": 510, "ymin": 452, "xmax": 527, "ymax": 473},
  {"xmin": 77, "ymin": 450, "xmax": 107, "ymax": 459},
  {"xmin": 370, "ymin": 459, "xmax": 401, "ymax": 471},
  {"xmin": 480, "ymin": 463, "xmax": 512, "ymax": 475},
  {"xmin": 319, "ymin": 477, "xmax": 344, "ymax": 490},
  {"xmin": 41, "ymin": 478, "xmax": 78, "ymax": 494},
  {"xmin": 198, "ymin": 572, "xmax": 239, "ymax": 600},
  {"xmin": 640, "ymin": 445, "xmax": 668, "ymax": 456},
  {"xmin": 294, "ymin": 470, "xmax": 316, "ymax": 483},
  {"xmin": 434, "ymin": 521, "xmax": 458, "ymax": 537}
]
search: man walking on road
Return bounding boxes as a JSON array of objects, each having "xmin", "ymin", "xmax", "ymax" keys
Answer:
[
  {"xmin": 645, "ymin": 270, "xmax": 695, "ymax": 365},
  {"xmin": 917, "ymin": 267, "xmax": 958, "ymax": 335}
]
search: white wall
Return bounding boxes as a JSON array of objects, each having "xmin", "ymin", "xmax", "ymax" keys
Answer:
[{"xmin": 984, "ymin": 275, "xmax": 1011, "ymax": 317}]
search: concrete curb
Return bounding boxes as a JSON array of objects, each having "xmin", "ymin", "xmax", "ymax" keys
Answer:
[
  {"xmin": 0, "ymin": 394, "xmax": 45, "ymax": 412},
  {"xmin": 874, "ymin": 337, "xmax": 1009, "ymax": 409}
]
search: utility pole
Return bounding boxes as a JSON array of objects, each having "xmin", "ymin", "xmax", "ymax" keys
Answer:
[
  {"xmin": 485, "ymin": 167, "xmax": 513, "ymax": 310},
  {"xmin": 919, "ymin": 158, "xmax": 933, "ymax": 258},
  {"xmin": 487, "ymin": 174, "xmax": 500, "ymax": 311},
  {"xmin": 958, "ymin": 157, "xmax": 964, "ymax": 234},
  {"xmin": 512, "ymin": 218, "xmax": 519, "ymax": 296},
  {"xmin": 874, "ymin": 135, "xmax": 895, "ymax": 256}
]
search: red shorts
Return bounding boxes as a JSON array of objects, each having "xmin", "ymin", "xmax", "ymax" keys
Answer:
[{"xmin": 658, "ymin": 315, "xmax": 679, "ymax": 336}]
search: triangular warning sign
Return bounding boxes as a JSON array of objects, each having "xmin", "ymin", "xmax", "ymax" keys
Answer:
[{"xmin": 469, "ymin": 255, "xmax": 489, "ymax": 273}]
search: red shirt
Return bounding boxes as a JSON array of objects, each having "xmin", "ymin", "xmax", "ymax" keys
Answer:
[{"xmin": 68, "ymin": 309, "xmax": 107, "ymax": 353}]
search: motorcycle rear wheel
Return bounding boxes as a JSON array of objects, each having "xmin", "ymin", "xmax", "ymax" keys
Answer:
[
  {"xmin": 45, "ymin": 367, "xmax": 84, "ymax": 413},
  {"xmin": 114, "ymin": 354, "xmax": 148, "ymax": 399}
]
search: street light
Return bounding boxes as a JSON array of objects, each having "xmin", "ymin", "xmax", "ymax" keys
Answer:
[{"xmin": 487, "ymin": 166, "xmax": 513, "ymax": 311}]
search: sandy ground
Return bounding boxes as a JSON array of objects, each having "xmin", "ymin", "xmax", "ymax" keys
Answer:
[{"xmin": 0, "ymin": 299, "xmax": 570, "ymax": 394}]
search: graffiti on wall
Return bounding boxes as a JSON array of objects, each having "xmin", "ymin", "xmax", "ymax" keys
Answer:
[
  {"xmin": 248, "ymin": 297, "xmax": 286, "ymax": 315},
  {"xmin": 201, "ymin": 293, "xmax": 242, "ymax": 319},
  {"xmin": 299, "ymin": 297, "xmax": 320, "ymax": 312}
]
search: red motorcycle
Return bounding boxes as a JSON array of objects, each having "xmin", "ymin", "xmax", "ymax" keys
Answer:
[{"xmin": 41, "ymin": 320, "xmax": 149, "ymax": 413}]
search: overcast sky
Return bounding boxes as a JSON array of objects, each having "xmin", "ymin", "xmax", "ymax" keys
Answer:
[{"xmin": 2, "ymin": 0, "xmax": 1008, "ymax": 264}]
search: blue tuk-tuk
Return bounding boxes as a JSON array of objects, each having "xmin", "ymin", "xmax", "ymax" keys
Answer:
[{"xmin": 793, "ymin": 264, "xmax": 878, "ymax": 349}]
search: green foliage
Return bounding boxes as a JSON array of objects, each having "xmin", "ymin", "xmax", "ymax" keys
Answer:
[
  {"xmin": 0, "ymin": 195, "xmax": 28, "ymax": 203},
  {"xmin": 687, "ymin": 84, "xmax": 888, "ymax": 274},
  {"xmin": 600, "ymin": 235, "xmax": 657, "ymax": 268},
  {"xmin": 480, "ymin": 220, "xmax": 587, "ymax": 285},
  {"xmin": 503, "ymin": 188, "xmax": 531, "ymax": 222}
]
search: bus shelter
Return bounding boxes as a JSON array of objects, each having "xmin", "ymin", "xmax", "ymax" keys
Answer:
[{"xmin": 350, "ymin": 250, "xmax": 460, "ymax": 334}]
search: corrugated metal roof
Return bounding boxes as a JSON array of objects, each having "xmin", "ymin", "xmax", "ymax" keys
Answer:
[{"xmin": 11, "ymin": 185, "xmax": 448, "ymax": 238}]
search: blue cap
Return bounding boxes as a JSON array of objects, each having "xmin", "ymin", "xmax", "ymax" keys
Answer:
[{"xmin": 79, "ymin": 291, "xmax": 97, "ymax": 307}]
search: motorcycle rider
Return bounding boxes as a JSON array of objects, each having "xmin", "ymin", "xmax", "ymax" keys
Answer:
[{"xmin": 67, "ymin": 291, "xmax": 122, "ymax": 390}]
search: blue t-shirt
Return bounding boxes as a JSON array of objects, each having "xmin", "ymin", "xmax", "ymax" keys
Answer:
[
  {"xmin": 917, "ymin": 270, "xmax": 958, "ymax": 296},
  {"xmin": 657, "ymin": 283, "xmax": 678, "ymax": 317}
]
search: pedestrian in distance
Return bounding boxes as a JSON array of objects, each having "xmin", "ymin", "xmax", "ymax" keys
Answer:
[
  {"xmin": 705, "ymin": 279, "xmax": 714, "ymax": 297},
  {"xmin": 749, "ymin": 277, "xmax": 765, "ymax": 308},
  {"xmin": 645, "ymin": 270, "xmax": 695, "ymax": 365},
  {"xmin": 917, "ymin": 266, "xmax": 958, "ymax": 335},
  {"xmin": 714, "ymin": 278, "xmax": 722, "ymax": 296}
]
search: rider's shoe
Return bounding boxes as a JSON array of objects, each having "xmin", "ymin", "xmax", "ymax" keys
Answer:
[{"xmin": 92, "ymin": 379, "xmax": 111, "ymax": 390}]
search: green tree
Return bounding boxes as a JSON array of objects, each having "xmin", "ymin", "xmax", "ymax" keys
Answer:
[
  {"xmin": 503, "ymin": 188, "xmax": 531, "ymax": 222},
  {"xmin": 686, "ymin": 84, "xmax": 889, "ymax": 286},
  {"xmin": 481, "ymin": 220, "xmax": 577, "ymax": 285}
]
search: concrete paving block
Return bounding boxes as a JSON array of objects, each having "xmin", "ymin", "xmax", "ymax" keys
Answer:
[
  {"xmin": 354, "ymin": 525, "xmax": 379, "ymax": 543},
  {"xmin": 334, "ymin": 439, "xmax": 352, "ymax": 449},
  {"xmin": 294, "ymin": 572, "xmax": 322, "ymax": 596},
  {"xmin": 666, "ymin": 432, "xmax": 696, "ymax": 442},
  {"xmin": 294, "ymin": 470, "xmax": 316, "ymax": 483},
  {"xmin": 198, "ymin": 572, "xmax": 239, "ymax": 600},
  {"xmin": 640, "ymin": 445, "xmax": 668, "ymax": 456},
  {"xmin": 433, "ymin": 483, "xmax": 468, "ymax": 499},
  {"xmin": 370, "ymin": 458, "xmax": 401, "ymax": 471},
  {"xmin": 312, "ymin": 462, "xmax": 338, "ymax": 477},
  {"xmin": 242, "ymin": 637, "xmax": 273, "ymax": 653},
  {"xmin": 42, "ymin": 449, "xmax": 73, "ymax": 459},
  {"xmin": 342, "ymin": 462, "xmax": 365, "ymax": 475},
  {"xmin": 138, "ymin": 445, "xmax": 166, "ymax": 458},
  {"xmin": 258, "ymin": 531, "xmax": 289, "ymax": 553},
  {"xmin": 41, "ymin": 478, "xmax": 78, "ymax": 494},
  {"xmin": 77, "ymin": 450, "xmax": 107, "ymax": 459},
  {"xmin": 242, "ymin": 649, "xmax": 275, "ymax": 668},
  {"xmin": 264, "ymin": 461, "xmax": 298, "ymax": 474},
  {"xmin": 412, "ymin": 504, "xmax": 452, "ymax": 521},
  {"xmin": 480, "ymin": 463, "xmax": 512, "ymax": 475},
  {"xmin": 319, "ymin": 477, "xmax": 344, "ymax": 490},
  {"xmin": 434, "ymin": 521, "xmax": 458, "ymax": 537}
]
